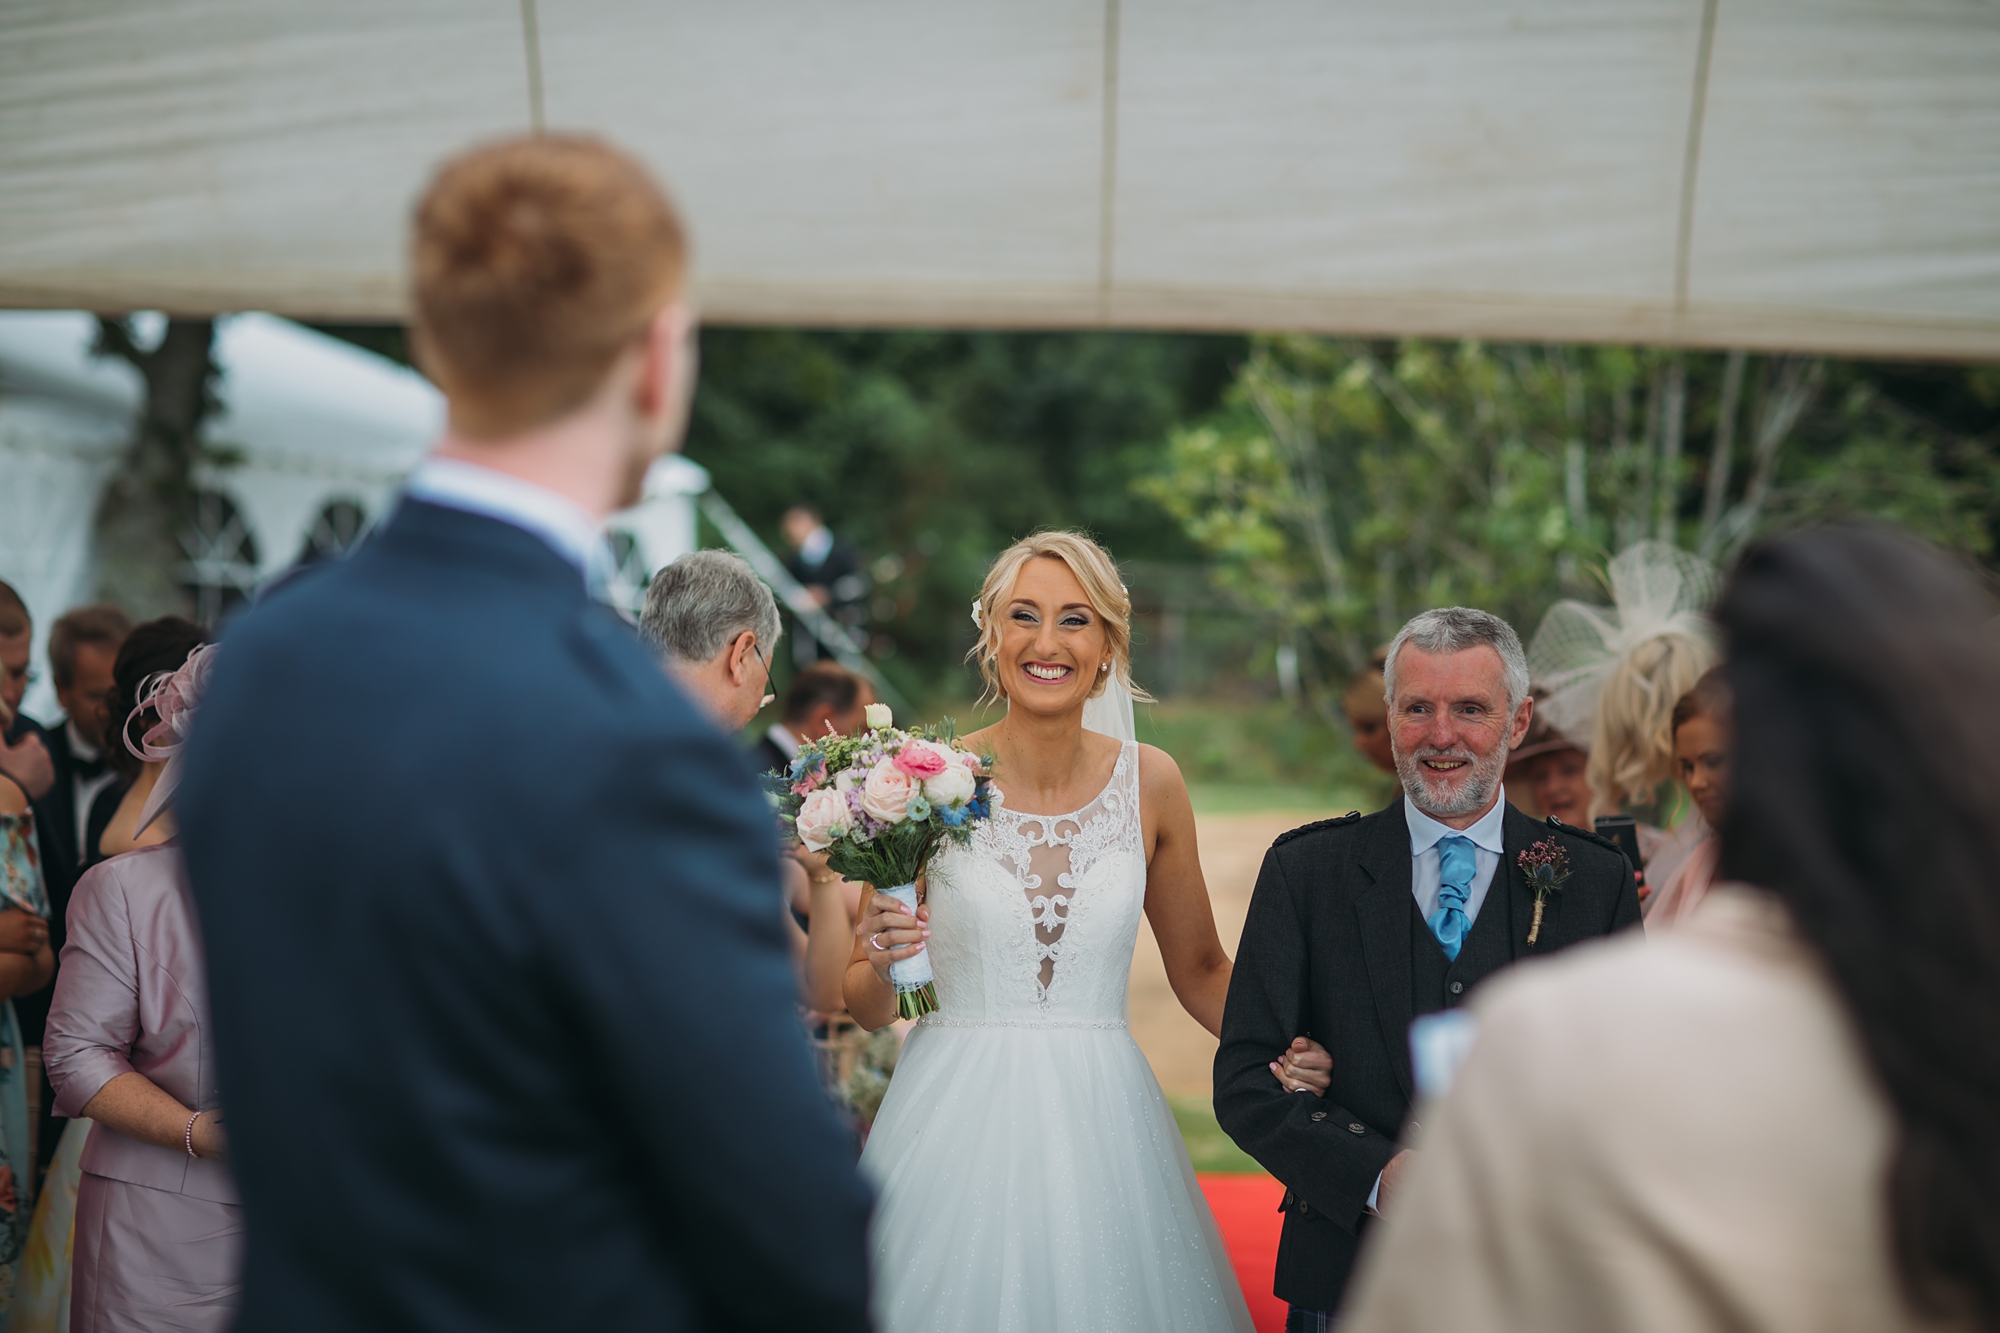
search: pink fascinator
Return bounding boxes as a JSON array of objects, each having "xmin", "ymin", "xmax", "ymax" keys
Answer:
[{"xmin": 125, "ymin": 643, "xmax": 219, "ymax": 835}]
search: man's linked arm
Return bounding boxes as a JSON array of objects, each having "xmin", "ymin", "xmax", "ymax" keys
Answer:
[{"xmin": 1213, "ymin": 846, "xmax": 1398, "ymax": 1234}]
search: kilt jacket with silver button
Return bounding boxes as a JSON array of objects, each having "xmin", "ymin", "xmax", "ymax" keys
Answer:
[{"xmin": 1214, "ymin": 797, "xmax": 1640, "ymax": 1312}]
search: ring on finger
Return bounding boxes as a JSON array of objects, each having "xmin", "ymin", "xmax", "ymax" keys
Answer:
[{"xmin": 868, "ymin": 931, "xmax": 892, "ymax": 952}]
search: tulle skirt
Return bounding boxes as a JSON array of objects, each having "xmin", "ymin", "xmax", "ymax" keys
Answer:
[{"xmin": 860, "ymin": 1020, "xmax": 1254, "ymax": 1333}]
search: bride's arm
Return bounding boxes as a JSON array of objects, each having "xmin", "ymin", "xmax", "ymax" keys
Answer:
[
  {"xmin": 841, "ymin": 885, "xmax": 929, "ymax": 1031},
  {"xmin": 1138, "ymin": 746, "xmax": 1233, "ymax": 1038}
]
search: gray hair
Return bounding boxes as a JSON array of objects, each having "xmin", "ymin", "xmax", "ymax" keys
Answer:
[
  {"xmin": 639, "ymin": 550, "xmax": 781, "ymax": 666},
  {"xmin": 1383, "ymin": 607, "xmax": 1530, "ymax": 710}
]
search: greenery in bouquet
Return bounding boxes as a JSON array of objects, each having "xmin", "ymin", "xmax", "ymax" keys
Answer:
[{"xmin": 771, "ymin": 704, "xmax": 997, "ymax": 1017}]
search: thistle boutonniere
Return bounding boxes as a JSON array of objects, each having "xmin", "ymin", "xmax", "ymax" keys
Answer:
[{"xmin": 1517, "ymin": 839, "xmax": 1573, "ymax": 946}]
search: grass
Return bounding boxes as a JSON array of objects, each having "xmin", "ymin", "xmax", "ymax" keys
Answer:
[
  {"xmin": 1188, "ymin": 782, "xmax": 1377, "ymax": 816},
  {"xmin": 1171, "ymin": 1096, "xmax": 1266, "ymax": 1174}
]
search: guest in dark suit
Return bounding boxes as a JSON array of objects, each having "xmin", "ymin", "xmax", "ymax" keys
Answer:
[
  {"xmin": 780, "ymin": 505, "xmax": 867, "ymax": 665},
  {"xmin": 1216, "ymin": 606, "xmax": 1640, "ymax": 1325},
  {"xmin": 750, "ymin": 662, "xmax": 871, "ymax": 777},
  {"xmin": 176, "ymin": 135, "xmax": 872, "ymax": 1333}
]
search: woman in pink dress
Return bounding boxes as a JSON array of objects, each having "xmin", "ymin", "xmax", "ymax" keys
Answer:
[
  {"xmin": 1643, "ymin": 667, "xmax": 1731, "ymax": 930},
  {"xmin": 44, "ymin": 644, "xmax": 239, "ymax": 1332}
]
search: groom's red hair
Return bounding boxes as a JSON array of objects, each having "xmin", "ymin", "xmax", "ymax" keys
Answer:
[{"xmin": 411, "ymin": 134, "xmax": 688, "ymax": 438}]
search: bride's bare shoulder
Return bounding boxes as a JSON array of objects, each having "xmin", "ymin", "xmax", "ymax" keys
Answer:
[{"xmin": 1135, "ymin": 743, "xmax": 1192, "ymax": 804}]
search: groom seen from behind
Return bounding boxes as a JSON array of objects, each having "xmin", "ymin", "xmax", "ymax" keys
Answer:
[
  {"xmin": 1216, "ymin": 608, "xmax": 1640, "ymax": 1326},
  {"xmin": 178, "ymin": 136, "xmax": 872, "ymax": 1331}
]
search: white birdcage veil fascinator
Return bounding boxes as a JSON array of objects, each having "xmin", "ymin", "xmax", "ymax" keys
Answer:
[{"xmin": 1526, "ymin": 542, "xmax": 1719, "ymax": 745}]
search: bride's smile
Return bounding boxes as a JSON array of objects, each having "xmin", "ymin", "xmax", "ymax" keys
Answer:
[{"xmin": 998, "ymin": 558, "xmax": 1111, "ymax": 715}]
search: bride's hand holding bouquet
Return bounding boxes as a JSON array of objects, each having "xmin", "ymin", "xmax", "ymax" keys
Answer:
[{"xmin": 776, "ymin": 703, "xmax": 995, "ymax": 1021}]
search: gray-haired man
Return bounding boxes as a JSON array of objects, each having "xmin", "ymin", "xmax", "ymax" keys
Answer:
[
  {"xmin": 639, "ymin": 550, "xmax": 781, "ymax": 732},
  {"xmin": 1214, "ymin": 607, "xmax": 1641, "ymax": 1325}
]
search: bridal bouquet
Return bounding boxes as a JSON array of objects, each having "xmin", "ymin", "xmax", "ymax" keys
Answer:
[{"xmin": 775, "ymin": 704, "xmax": 995, "ymax": 1018}]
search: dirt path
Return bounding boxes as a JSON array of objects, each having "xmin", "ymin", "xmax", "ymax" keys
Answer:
[{"xmin": 1130, "ymin": 808, "xmax": 1350, "ymax": 1097}]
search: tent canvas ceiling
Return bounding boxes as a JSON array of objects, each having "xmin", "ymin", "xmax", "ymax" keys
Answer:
[{"xmin": 1, "ymin": 0, "xmax": 1996, "ymax": 358}]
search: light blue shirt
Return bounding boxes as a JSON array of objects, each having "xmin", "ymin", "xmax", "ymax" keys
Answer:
[
  {"xmin": 1404, "ymin": 788, "xmax": 1509, "ymax": 927},
  {"xmin": 402, "ymin": 457, "xmax": 615, "ymax": 595}
]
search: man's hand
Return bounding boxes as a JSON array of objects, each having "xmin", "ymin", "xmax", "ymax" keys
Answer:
[
  {"xmin": 0, "ymin": 729, "xmax": 53, "ymax": 800},
  {"xmin": 1377, "ymin": 1148, "xmax": 1417, "ymax": 1214},
  {"xmin": 1271, "ymin": 1035, "xmax": 1333, "ymax": 1096}
]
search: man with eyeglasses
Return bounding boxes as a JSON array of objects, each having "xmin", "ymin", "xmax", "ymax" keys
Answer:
[{"xmin": 639, "ymin": 549, "xmax": 783, "ymax": 733}]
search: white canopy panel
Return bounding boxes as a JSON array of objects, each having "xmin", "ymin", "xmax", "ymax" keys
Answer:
[{"xmin": 1, "ymin": 0, "xmax": 1996, "ymax": 358}]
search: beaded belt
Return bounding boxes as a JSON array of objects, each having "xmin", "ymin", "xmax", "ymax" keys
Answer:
[{"xmin": 916, "ymin": 1014, "xmax": 1127, "ymax": 1030}]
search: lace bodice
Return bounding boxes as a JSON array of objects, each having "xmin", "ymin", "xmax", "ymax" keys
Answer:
[{"xmin": 921, "ymin": 741, "xmax": 1145, "ymax": 1026}]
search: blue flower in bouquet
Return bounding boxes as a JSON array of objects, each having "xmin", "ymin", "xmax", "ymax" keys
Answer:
[{"xmin": 908, "ymin": 795, "xmax": 933, "ymax": 822}]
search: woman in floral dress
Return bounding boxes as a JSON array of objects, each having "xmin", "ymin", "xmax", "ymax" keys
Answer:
[{"xmin": 0, "ymin": 768, "xmax": 58, "ymax": 1315}]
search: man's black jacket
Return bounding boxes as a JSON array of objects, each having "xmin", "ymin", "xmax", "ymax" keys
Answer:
[{"xmin": 1215, "ymin": 798, "xmax": 1640, "ymax": 1312}]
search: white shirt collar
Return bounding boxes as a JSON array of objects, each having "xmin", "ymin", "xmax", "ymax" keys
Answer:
[
  {"xmin": 1405, "ymin": 787, "xmax": 1510, "ymax": 858},
  {"xmin": 403, "ymin": 457, "xmax": 613, "ymax": 589},
  {"xmin": 65, "ymin": 721, "xmax": 100, "ymax": 763},
  {"xmin": 767, "ymin": 723, "xmax": 800, "ymax": 761}
]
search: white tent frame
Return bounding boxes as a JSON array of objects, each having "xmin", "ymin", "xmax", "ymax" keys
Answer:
[{"xmin": 0, "ymin": 1, "xmax": 1995, "ymax": 359}]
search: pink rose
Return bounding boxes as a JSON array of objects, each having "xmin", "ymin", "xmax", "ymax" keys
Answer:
[
  {"xmin": 892, "ymin": 741, "xmax": 949, "ymax": 779},
  {"xmin": 861, "ymin": 761, "xmax": 916, "ymax": 823},
  {"xmin": 795, "ymin": 788, "xmax": 849, "ymax": 852}
]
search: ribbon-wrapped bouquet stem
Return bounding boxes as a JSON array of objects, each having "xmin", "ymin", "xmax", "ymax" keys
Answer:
[{"xmin": 776, "ymin": 704, "xmax": 995, "ymax": 1019}]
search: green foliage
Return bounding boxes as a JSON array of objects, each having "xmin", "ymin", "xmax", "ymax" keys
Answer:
[
  {"xmin": 1135, "ymin": 699, "xmax": 1395, "ymax": 809},
  {"xmin": 1144, "ymin": 335, "xmax": 1999, "ymax": 719},
  {"xmin": 686, "ymin": 328, "xmax": 1242, "ymax": 697}
]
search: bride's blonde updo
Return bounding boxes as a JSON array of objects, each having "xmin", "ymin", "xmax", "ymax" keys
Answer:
[{"xmin": 968, "ymin": 531, "xmax": 1153, "ymax": 705}]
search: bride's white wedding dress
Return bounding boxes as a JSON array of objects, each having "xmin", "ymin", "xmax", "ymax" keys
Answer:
[{"xmin": 860, "ymin": 739, "xmax": 1254, "ymax": 1333}]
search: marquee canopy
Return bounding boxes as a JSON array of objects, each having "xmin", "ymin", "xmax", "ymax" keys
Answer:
[{"xmin": 2, "ymin": 1, "xmax": 1996, "ymax": 358}]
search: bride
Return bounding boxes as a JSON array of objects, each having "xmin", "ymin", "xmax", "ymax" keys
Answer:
[{"xmin": 845, "ymin": 531, "xmax": 1258, "ymax": 1333}]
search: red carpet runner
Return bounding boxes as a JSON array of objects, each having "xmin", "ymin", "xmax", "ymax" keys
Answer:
[{"xmin": 1197, "ymin": 1173, "xmax": 1288, "ymax": 1333}]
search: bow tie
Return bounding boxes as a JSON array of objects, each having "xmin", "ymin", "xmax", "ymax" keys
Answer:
[{"xmin": 70, "ymin": 751, "xmax": 108, "ymax": 781}]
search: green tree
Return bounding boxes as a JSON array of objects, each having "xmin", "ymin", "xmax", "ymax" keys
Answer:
[
  {"xmin": 685, "ymin": 328, "xmax": 1242, "ymax": 697},
  {"xmin": 1143, "ymin": 335, "xmax": 1998, "ymax": 721}
]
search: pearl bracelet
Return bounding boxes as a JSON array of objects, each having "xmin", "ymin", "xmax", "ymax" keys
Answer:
[{"xmin": 184, "ymin": 1110, "xmax": 202, "ymax": 1158}]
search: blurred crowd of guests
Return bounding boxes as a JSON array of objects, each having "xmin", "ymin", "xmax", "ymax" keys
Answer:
[{"xmin": 0, "ymin": 585, "xmax": 233, "ymax": 1330}]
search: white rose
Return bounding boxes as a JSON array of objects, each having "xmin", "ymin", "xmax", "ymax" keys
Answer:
[
  {"xmin": 864, "ymin": 702, "xmax": 894, "ymax": 730},
  {"xmin": 923, "ymin": 763, "xmax": 976, "ymax": 807},
  {"xmin": 861, "ymin": 760, "xmax": 916, "ymax": 823},
  {"xmin": 794, "ymin": 788, "xmax": 849, "ymax": 852}
]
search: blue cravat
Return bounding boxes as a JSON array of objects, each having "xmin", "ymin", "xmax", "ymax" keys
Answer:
[{"xmin": 1428, "ymin": 835, "xmax": 1476, "ymax": 962}]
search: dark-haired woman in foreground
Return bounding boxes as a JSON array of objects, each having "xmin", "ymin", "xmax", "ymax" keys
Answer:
[{"xmin": 1344, "ymin": 526, "xmax": 1994, "ymax": 1332}]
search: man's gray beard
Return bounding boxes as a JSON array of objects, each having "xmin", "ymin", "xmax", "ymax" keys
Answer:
[{"xmin": 1397, "ymin": 743, "xmax": 1508, "ymax": 820}]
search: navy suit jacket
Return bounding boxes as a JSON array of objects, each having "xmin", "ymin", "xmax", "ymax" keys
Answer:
[{"xmin": 178, "ymin": 500, "xmax": 872, "ymax": 1332}]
